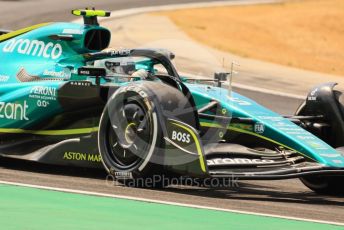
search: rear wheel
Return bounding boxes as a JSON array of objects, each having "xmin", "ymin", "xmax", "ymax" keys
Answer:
[
  {"xmin": 300, "ymin": 176, "xmax": 344, "ymax": 195},
  {"xmin": 98, "ymin": 86, "xmax": 168, "ymax": 188}
]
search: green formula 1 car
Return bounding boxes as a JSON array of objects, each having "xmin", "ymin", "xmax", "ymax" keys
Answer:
[{"xmin": 0, "ymin": 9, "xmax": 343, "ymax": 194}]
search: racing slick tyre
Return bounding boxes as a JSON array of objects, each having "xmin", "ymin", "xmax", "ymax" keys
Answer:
[
  {"xmin": 300, "ymin": 176, "xmax": 344, "ymax": 195},
  {"xmin": 98, "ymin": 84, "xmax": 169, "ymax": 188}
]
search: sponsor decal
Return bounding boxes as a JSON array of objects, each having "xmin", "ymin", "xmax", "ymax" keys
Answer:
[
  {"xmin": 311, "ymin": 88, "xmax": 318, "ymax": 96},
  {"xmin": 36, "ymin": 100, "xmax": 49, "ymax": 108},
  {"xmin": 207, "ymin": 158, "xmax": 275, "ymax": 166},
  {"xmin": 62, "ymin": 28, "xmax": 83, "ymax": 35},
  {"xmin": 109, "ymin": 49, "xmax": 131, "ymax": 57},
  {"xmin": 30, "ymin": 86, "xmax": 56, "ymax": 97},
  {"xmin": 307, "ymin": 141, "xmax": 328, "ymax": 150},
  {"xmin": 171, "ymin": 130, "xmax": 191, "ymax": 144},
  {"xmin": 275, "ymin": 122, "xmax": 294, "ymax": 127},
  {"xmin": 278, "ymin": 127, "xmax": 309, "ymax": 136},
  {"xmin": 114, "ymin": 172, "xmax": 133, "ymax": 180},
  {"xmin": 70, "ymin": 81, "xmax": 91, "ymax": 86},
  {"xmin": 79, "ymin": 70, "xmax": 90, "ymax": 75},
  {"xmin": 29, "ymin": 86, "xmax": 57, "ymax": 104},
  {"xmin": 296, "ymin": 135, "xmax": 315, "ymax": 140},
  {"xmin": 285, "ymin": 131, "xmax": 309, "ymax": 135},
  {"xmin": 63, "ymin": 152, "xmax": 102, "ymax": 162},
  {"xmin": 257, "ymin": 116, "xmax": 283, "ymax": 122},
  {"xmin": 43, "ymin": 69, "xmax": 71, "ymax": 78},
  {"xmin": 308, "ymin": 88, "xmax": 318, "ymax": 101},
  {"xmin": 254, "ymin": 122, "xmax": 265, "ymax": 134},
  {"xmin": 2, "ymin": 39, "xmax": 63, "ymax": 60},
  {"xmin": 29, "ymin": 86, "xmax": 58, "ymax": 108},
  {"xmin": 319, "ymin": 153, "xmax": 341, "ymax": 158},
  {"xmin": 332, "ymin": 159, "xmax": 343, "ymax": 164},
  {"xmin": 120, "ymin": 85, "xmax": 148, "ymax": 98},
  {"xmin": 0, "ymin": 101, "xmax": 29, "ymax": 121},
  {"xmin": 279, "ymin": 127, "xmax": 305, "ymax": 132},
  {"xmin": 228, "ymin": 97, "xmax": 252, "ymax": 106},
  {"xmin": 0, "ymin": 75, "xmax": 9, "ymax": 82}
]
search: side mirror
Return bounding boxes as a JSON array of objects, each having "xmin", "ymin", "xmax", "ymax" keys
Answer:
[{"xmin": 214, "ymin": 72, "xmax": 229, "ymax": 87}]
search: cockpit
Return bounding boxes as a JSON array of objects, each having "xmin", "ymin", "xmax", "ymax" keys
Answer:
[
  {"xmin": 93, "ymin": 56, "xmax": 167, "ymax": 83},
  {"xmin": 81, "ymin": 49, "xmax": 182, "ymax": 86}
]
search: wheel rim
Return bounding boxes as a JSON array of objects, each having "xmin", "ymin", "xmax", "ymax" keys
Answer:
[{"xmin": 106, "ymin": 101, "xmax": 153, "ymax": 170}]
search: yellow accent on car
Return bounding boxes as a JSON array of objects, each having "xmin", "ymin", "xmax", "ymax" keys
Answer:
[
  {"xmin": 171, "ymin": 122, "xmax": 207, "ymax": 172},
  {"xmin": 0, "ymin": 127, "xmax": 98, "ymax": 136},
  {"xmin": 0, "ymin": 23, "xmax": 50, "ymax": 42},
  {"xmin": 72, "ymin": 9, "xmax": 110, "ymax": 17}
]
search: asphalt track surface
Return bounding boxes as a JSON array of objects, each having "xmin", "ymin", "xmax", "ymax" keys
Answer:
[{"xmin": 0, "ymin": 0, "xmax": 343, "ymax": 225}]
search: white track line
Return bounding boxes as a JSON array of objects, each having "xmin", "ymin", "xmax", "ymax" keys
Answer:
[{"xmin": 0, "ymin": 180, "xmax": 342, "ymax": 226}]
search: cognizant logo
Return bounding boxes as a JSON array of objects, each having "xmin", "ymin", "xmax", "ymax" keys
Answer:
[
  {"xmin": 0, "ymin": 101, "xmax": 29, "ymax": 121},
  {"xmin": 2, "ymin": 39, "xmax": 63, "ymax": 60}
]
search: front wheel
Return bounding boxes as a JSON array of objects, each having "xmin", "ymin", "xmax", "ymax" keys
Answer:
[
  {"xmin": 98, "ymin": 85, "xmax": 168, "ymax": 188},
  {"xmin": 300, "ymin": 176, "xmax": 344, "ymax": 195}
]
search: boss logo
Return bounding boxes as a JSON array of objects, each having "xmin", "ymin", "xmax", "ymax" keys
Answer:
[
  {"xmin": 171, "ymin": 130, "xmax": 191, "ymax": 144},
  {"xmin": 80, "ymin": 70, "xmax": 90, "ymax": 75}
]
